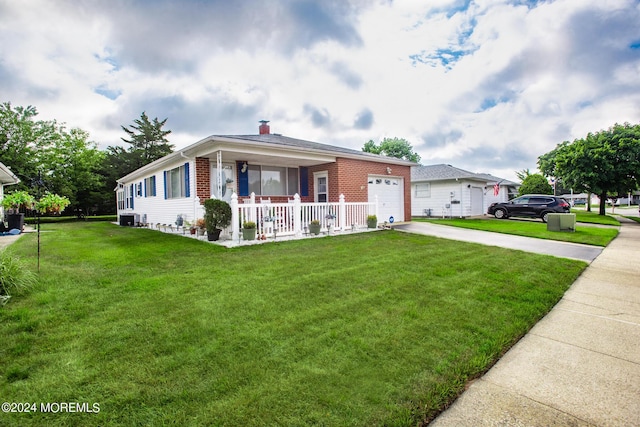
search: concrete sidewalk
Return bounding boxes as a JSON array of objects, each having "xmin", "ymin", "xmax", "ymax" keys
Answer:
[
  {"xmin": 394, "ymin": 222, "xmax": 603, "ymax": 263},
  {"xmin": 426, "ymin": 220, "xmax": 640, "ymax": 426}
]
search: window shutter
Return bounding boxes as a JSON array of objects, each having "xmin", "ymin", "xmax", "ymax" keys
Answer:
[
  {"xmin": 184, "ymin": 162, "xmax": 190, "ymax": 198},
  {"xmin": 237, "ymin": 161, "xmax": 249, "ymax": 196},
  {"xmin": 300, "ymin": 167, "xmax": 309, "ymax": 197},
  {"xmin": 152, "ymin": 176, "xmax": 156, "ymax": 197},
  {"xmin": 130, "ymin": 184, "xmax": 134, "ymax": 209},
  {"xmin": 144, "ymin": 179, "xmax": 147, "ymax": 197},
  {"xmin": 164, "ymin": 171, "xmax": 168, "ymax": 199}
]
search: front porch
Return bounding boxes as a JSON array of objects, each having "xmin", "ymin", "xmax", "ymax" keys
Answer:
[
  {"xmin": 145, "ymin": 192, "xmax": 381, "ymax": 247},
  {"xmin": 230, "ymin": 192, "xmax": 379, "ymax": 241}
]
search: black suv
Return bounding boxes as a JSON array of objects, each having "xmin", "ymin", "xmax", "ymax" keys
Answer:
[{"xmin": 487, "ymin": 195, "xmax": 570, "ymax": 223}]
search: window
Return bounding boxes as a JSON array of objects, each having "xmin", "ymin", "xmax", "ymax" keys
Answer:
[
  {"xmin": 117, "ymin": 184, "xmax": 125, "ymax": 210},
  {"xmin": 314, "ymin": 172, "xmax": 328, "ymax": 203},
  {"xmin": 144, "ymin": 176, "xmax": 156, "ymax": 197},
  {"xmin": 288, "ymin": 168, "xmax": 299, "ymax": 195},
  {"xmin": 415, "ymin": 183, "xmax": 431, "ymax": 198},
  {"xmin": 247, "ymin": 165, "xmax": 298, "ymax": 196},
  {"xmin": 125, "ymin": 184, "xmax": 133, "ymax": 209},
  {"xmin": 164, "ymin": 163, "xmax": 190, "ymax": 199}
]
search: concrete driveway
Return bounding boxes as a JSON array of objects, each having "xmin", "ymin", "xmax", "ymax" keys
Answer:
[{"xmin": 394, "ymin": 221, "xmax": 604, "ymax": 262}]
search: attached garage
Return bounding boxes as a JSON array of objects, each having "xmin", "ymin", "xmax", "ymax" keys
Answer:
[{"xmin": 368, "ymin": 175, "xmax": 404, "ymax": 224}]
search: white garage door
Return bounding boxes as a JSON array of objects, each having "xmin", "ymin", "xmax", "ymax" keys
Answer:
[{"xmin": 368, "ymin": 176, "xmax": 404, "ymax": 224}]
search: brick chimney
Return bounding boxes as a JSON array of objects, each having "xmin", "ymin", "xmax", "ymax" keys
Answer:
[{"xmin": 259, "ymin": 120, "xmax": 270, "ymax": 135}]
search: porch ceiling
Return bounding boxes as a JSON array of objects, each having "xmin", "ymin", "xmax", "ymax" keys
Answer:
[{"xmin": 197, "ymin": 148, "xmax": 336, "ymax": 168}]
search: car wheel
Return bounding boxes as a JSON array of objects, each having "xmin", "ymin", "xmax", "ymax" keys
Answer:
[
  {"xmin": 541, "ymin": 212, "xmax": 549, "ymax": 223},
  {"xmin": 494, "ymin": 209, "xmax": 507, "ymax": 219}
]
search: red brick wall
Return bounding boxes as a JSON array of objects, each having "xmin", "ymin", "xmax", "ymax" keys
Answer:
[
  {"xmin": 195, "ymin": 157, "xmax": 210, "ymax": 204},
  {"xmin": 307, "ymin": 158, "xmax": 412, "ymax": 222}
]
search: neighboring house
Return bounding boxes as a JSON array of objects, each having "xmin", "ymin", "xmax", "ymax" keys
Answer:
[
  {"xmin": 0, "ymin": 161, "xmax": 20, "ymax": 219},
  {"xmin": 116, "ymin": 121, "xmax": 415, "ymax": 231},
  {"xmin": 411, "ymin": 164, "xmax": 519, "ymax": 218}
]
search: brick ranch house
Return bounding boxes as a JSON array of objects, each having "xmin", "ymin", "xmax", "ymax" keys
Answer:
[{"xmin": 116, "ymin": 122, "xmax": 415, "ymax": 234}]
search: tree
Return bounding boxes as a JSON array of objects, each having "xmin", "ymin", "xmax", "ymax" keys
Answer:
[
  {"xmin": 517, "ymin": 173, "xmax": 553, "ymax": 196},
  {"xmin": 0, "ymin": 102, "xmax": 43, "ymax": 191},
  {"xmin": 538, "ymin": 122, "xmax": 640, "ymax": 215},
  {"xmin": 362, "ymin": 137, "xmax": 420, "ymax": 163},
  {"xmin": 36, "ymin": 127, "xmax": 105, "ymax": 214},
  {"xmin": 515, "ymin": 169, "xmax": 531, "ymax": 182},
  {"xmin": 121, "ymin": 111, "xmax": 173, "ymax": 168},
  {"xmin": 100, "ymin": 112, "xmax": 174, "ymax": 213},
  {"xmin": 1, "ymin": 102, "xmax": 110, "ymax": 214}
]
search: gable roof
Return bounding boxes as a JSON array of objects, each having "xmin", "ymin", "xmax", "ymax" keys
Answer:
[
  {"xmin": 412, "ymin": 164, "xmax": 519, "ymax": 186},
  {"xmin": 119, "ymin": 133, "xmax": 416, "ymax": 182}
]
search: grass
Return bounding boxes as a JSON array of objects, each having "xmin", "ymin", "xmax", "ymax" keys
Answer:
[
  {"xmin": 414, "ymin": 217, "xmax": 618, "ymax": 246},
  {"xmin": 24, "ymin": 215, "xmax": 117, "ymax": 224},
  {"xmin": 570, "ymin": 210, "xmax": 620, "ymax": 226},
  {"xmin": 0, "ymin": 223, "xmax": 586, "ymax": 426}
]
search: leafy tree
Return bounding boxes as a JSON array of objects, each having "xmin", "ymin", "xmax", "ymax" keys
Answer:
[
  {"xmin": 517, "ymin": 173, "xmax": 553, "ymax": 196},
  {"xmin": 121, "ymin": 111, "xmax": 173, "ymax": 168},
  {"xmin": 515, "ymin": 169, "xmax": 531, "ymax": 182},
  {"xmin": 538, "ymin": 122, "xmax": 640, "ymax": 215},
  {"xmin": 0, "ymin": 102, "xmax": 44, "ymax": 191},
  {"xmin": 36, "ymin": 127, "xmax": 105, "ymax": 214},
  {"xmin": 1, "ymin": 102, "xmax": 108, "ymax": 215},
  {"xmin": 362, "ymin": 137, "xmax": 420, "ymax": 163}
]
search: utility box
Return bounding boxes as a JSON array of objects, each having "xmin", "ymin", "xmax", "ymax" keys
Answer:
[
  {"xmin": 119, "ymin": 214, "xmax": 140, "ymax": 227},
  {"xmin": 547, "ymin": 213, "xmax": 576, "ymax": 232}
]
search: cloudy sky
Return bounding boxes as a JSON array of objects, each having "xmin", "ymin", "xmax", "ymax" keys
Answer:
[{"xmin": 1, "ymin": 0, "xmax": 639, "ymax": 181}]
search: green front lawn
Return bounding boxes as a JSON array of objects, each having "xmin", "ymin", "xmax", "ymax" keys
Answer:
[
  {"xmin": 1, "ymin": 223, "xmax": 586, "ymax": 426},
  {"xmin": 414, "ymin": 217, "xmax": 618, "ymax": 246},
  {"xmin": 570, "ymin": 210, "xmax": 620, "ymax": 226}
]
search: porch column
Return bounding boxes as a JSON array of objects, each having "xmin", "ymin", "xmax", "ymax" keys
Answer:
[
  {"xmin": 339, "ymin": 194, "xmax": 346, "ymax": 232},
  {"xmin": 216, "ymin": 151, "xmax": 223, "ymax": 199},
  {"xmin": 249, "ymin": 192, "xmax": 256, "ymax": 223},
  {"xmin": 294, "ymin": 193, "xmax": 302, "ymax": 237},
  {"xmin": 231, "ymin": 193, "xmax": 239, "ymax": 241}
]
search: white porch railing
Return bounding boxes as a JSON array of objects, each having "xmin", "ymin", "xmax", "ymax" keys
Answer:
[{"xmin": 230, "ymin": 193, "xmax": 378, "ymax": 240}]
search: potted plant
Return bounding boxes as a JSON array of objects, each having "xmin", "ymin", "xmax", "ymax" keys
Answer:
[
  {"xmin": 367, "ymin": 214, "xmax": 378, "ymax": 229},
  {"xmin": 308, "ymin": 219, "xmax": 321, "ymax": 235},
  {"xmin": 35, "ymin": 192, "xmax": 70, "ymax": 215},
  {"xmin": 204, "ymin": 199, "xmax": 232, "ymax": 241},
  {"xmin": 195, "ymin": 218, "xmax": 206, "ymax": 236},
  {"xmin": 242, "ymin": 221, "xmax": 256, "ymax": 241},
  {"xmin": 1, "ymin": 190, "xmax": 35, "ymax": 231}
]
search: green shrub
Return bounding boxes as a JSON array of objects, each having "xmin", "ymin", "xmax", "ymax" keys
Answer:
[{"xmin": 0, "ymin": 250, "xmax": 37, "ymax": 298}]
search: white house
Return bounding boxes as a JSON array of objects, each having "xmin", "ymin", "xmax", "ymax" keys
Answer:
[
  {"xmin": 411, "ymin": 164, "xmax": 519, "ymax": 218},
  {"xmin": 0, "ymin": 161, "xmax": 20, "ymax": 219},
  {"xmin": 116, "ymin": 122, "xmax": 416, "ymax": 238}
]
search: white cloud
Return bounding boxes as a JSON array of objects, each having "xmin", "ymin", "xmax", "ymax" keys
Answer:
[{"xmin": 1, "ymin": 0, "xmax": 638, "ymax": 181}]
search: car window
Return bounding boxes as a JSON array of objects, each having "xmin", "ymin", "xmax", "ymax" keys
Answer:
[
  {"xmin": 512, "ymin": 197, "xmax": 529, "ymax": 204},
  {"xmin": 529, "ymin": 197, "xmax": 548, "ymax": 204}
]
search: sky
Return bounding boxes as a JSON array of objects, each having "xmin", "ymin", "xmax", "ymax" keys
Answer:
[{"xmin": 1, "ymin": 0, "xmax": 639, "ymax": 181}]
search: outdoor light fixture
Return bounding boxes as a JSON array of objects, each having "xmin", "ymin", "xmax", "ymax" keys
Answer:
[
  {"xmin": 386, "ymin": 167, "xmax": 392, "ymax": 174},
  {"xmin": 241, "ymin": 162, "xmax": 248, "ymax": 173}
]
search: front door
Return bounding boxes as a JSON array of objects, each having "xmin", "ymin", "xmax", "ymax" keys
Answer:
[{"xmin": 314, "ymin": 172, "xmax": 328, "ymax": 203}]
